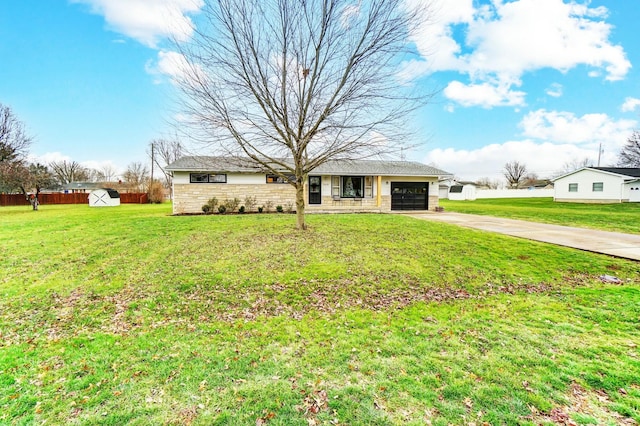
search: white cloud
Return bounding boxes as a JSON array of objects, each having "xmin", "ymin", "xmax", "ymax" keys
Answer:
[
  {"xmin": 406, "ymin": 0, "xmax": 631, "ymax": 107},
  {"xmin": 520, "ymin": 109, "xmax": 636, "ymax": 145},
  {"xmin": 146, "ymin": 50, "xmax": 206, "ymax": 86},
  {"xmin": 30, "ymin": 152, "xmax": 72, "ymax": 165},
  {"xmin": 545, "ymin": 83, "xmax": 563, "ymax": 98},
  {"xmin": 621, "ymin": 97, "xmax": 640, "ymax": 113},
  {"xmin": 425, "ymin": 140, "xmax": 609, "ymax": 181},
  {"xmin": 444, "ymin": 80, "xmax": 526, "ymax": 108},
  {"xmin": 71, "ymin": 0, "xmax": 204, "ymax": 47}
]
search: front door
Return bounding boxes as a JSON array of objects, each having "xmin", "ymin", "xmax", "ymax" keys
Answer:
[
  {"xmin": 309, "ymin": 176, "xmax": 322, "ymax": 204},
  {"xmin": 391, "ymin": 182, "xmax": 428, "ymax": 210}
]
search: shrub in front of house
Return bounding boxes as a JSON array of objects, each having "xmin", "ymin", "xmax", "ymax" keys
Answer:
[
  {"xmin": 239, "ymin": 205, "xmax": 245, "ymax": 213},
  {"xmin": 244, "ymin": 196, "xmax": 257, "ymax": 212},
  {"xmin": 276, "ymin": 205, "xmax": 283, "ymax": 213},
  {"xmin": 224, "ymin": 197, "xmax": 240, "ymax": 213},
  {"xmin": 218, "ymin": 205, "xmax": 227, "ymax": 214}
]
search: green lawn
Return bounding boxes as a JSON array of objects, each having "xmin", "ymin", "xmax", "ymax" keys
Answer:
[
  {"xmin": 441, "ymin": 197, "xmax": 640, "ymax": 234},
  {"xmin": 1, "ymin": 204, "xmax": 639, "ymax": 425}
]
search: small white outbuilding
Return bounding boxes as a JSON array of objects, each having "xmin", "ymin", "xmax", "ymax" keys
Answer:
[{"xmin": 88, "ymin": 188, "xmax": 121, "ymax": 207}]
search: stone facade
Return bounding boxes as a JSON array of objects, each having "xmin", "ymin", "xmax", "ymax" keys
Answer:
[{"xmin": 173, "ymin": 183, "xmax": 297, "ymax": 214}]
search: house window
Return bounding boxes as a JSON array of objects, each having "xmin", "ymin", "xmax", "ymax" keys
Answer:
[
  {"xmin": 341, "ymin": 176, "xmax": 364, "ymax": 198},
  {"xmin": 266, "ymin": 174, "xmax": 295, "ymax": 184},
  {"xmin": 331, "ymin": 176, "xmax": 340, "ymax": 197},
  {"xmin": 190, "ymin": 173, "xmax": 227, "ymax": 183},
  {"xmin": 364, "ymin": 176, "xmax": 373, "ymax": 197},
  {"xmin": 568, "ymin": 183, "xmax": 578, "ymax": 192},
  {"xmin": 592, "ymin": 182, "xmax": 603, "ymax": 192}
]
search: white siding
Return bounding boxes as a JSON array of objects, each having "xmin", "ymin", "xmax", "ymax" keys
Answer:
[
  {"xmin": 173, "ymin": 171, "xmax": 265, "ymax": 185},
  {"xmin": 380, "ymin": 176, "xmax": 437, "ymax": 196},
  {"xmin": 554, "ymin": 169, "xmax": 626, "ymax": 202}
]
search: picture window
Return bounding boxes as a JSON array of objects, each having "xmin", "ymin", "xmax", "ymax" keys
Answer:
[{"xmin": 190, "ymin": 173, "xmax": 227, "ymax": 183}]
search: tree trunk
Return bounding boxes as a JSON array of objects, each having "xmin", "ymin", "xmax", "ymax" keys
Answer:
[{"xmin": 295, "ymin": 182, "xmax": 307, "ymax": 230}]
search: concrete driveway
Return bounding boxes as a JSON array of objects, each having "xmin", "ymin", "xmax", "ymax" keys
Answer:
[{"xmin": 409, "ymin": 212, "xmax": 640, "ymax": 261}]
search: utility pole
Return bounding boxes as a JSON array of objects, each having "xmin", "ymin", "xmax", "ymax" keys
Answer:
[
  {"xmin": 150, "ymin": 142, "xmax": 154, "ymax": 188},
  {"xmin": 597, "ymin": 142, "xmax": 603, "ymax": 167}
]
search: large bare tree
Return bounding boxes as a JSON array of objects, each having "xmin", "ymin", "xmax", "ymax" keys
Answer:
[
  {"xmin": 174, "ymin": 0, "xmax": 430, "ymax": 229},
  {"xmin": 50, "ymin": 160, "xmax": 91, "ymax": 185},
  {"xmin": 503, "ymin": 161, "xmax": 528, "ymax": 189},
  {"xmin": 618, "ymin": 130, "xmax": 640, "ymax": 167},
  {"xmin": 0, "ymin": 103, "xmax": 31, "ymax": 163}
]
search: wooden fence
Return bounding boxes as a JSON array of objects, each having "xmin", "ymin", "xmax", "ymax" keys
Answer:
[{"xmin": 0, "ymin": 192, "xmax": 149, "ymax": 207}]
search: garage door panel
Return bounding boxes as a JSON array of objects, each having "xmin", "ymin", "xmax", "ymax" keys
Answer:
[{"xmin": 391, "ymin": 182, "xmax": 428, "ymax": 210}]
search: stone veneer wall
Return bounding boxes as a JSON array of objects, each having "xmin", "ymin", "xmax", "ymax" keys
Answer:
[{"xmin": 173, "ymin": 183, "xmax": 297, "ymax": 214}]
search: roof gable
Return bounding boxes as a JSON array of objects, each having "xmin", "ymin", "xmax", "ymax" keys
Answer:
[{"xmin": 592, "ymin": 167, "xmax": 640, "ymax": 178}]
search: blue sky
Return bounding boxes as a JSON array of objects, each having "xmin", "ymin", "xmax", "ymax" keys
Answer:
[{"xmin": 1, "ymin": 0, "xmax": 639, "ymax": 182}]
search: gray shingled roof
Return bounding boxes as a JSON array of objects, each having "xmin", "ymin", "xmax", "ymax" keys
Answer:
[
  {"xmin": 592, "ymin": 167, "xmax": 640, "ymax": 178},
  {"xmin": 166, "ymin": 156, "xmax": 451, "ymax": 177}
]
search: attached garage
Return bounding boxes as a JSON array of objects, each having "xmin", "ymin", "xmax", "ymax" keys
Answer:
[{"xmin": 391, "ymin": 182, "xmax": 428, "ymax": 210}]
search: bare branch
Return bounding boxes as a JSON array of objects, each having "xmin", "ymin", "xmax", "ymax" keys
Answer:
[{"xmin": 618, "ymin": 130, "xmax": 640, "ymax": 167}]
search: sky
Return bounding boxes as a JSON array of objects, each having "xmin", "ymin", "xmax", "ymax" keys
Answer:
[{"xmin": 1, "ymin": 0, "xmax": 639, "ymax": 182}]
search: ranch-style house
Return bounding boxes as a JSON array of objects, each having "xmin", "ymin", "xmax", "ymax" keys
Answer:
[
  {"xmin": 166, "ymin": 156, "xmax": 451, "ymax": 214},
  {"xmin": 553, "ymin": 167, "xmax": 640, "ymax": 203}
]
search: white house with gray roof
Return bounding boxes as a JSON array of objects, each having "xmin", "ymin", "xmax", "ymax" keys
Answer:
[
  {"xmin": 553, "ymin": 167, "xmax": 640, "ymax": 203},
  {"xmin": 166, "ymin": 156, "xmax": 451, "ymax": 214}
]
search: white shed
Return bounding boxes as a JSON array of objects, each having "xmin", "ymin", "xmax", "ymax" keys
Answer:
[
  {"xmin": 89, "ymin": 188, "xmax": 121, "ymax": 207},
  {"xmin": 448, "ymin": 183, "xmax": 477, "ymax": 201}
]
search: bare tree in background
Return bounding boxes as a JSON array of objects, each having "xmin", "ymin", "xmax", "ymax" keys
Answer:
[
  {"xmin": 617, "ymin": 130, "xmax": 640, "ymax": 167},
  {"xmin": 149, "ymin": 138, "xmax": 183, "ymax": 194},
  {"xmin": 174, "ymin": 0, "xmax": 431, "ymax": 229},
  {"xmin": 559, "ymin": 157, "xmax": 593, "ymax": 175},
  {"xmin": 123, "ymin": 162, "xmax": 149, "ymax": 192},
  {"xmin": 0, "ymin": 103, "xmax": 31, "ymax": 163},
  {"xmin": 97, "ymin": 164, "xmax": 119, "ymax": 183},
  {"xmin": 50, "ymin": 160, "xmax": 91, "ymax": 185},
  {"xmin": 475, "ymin": 177, "xmax": 500, "ymax": 189},
  {"xmin": 503, "ymin": 161, "xmax": 528, "ymax": 188}
]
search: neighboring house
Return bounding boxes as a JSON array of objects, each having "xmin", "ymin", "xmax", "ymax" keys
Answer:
[
  {"xmin": 166, "ymin": 156, "xmax": 451, "ymax": 214},
  {"xmin": 553, "ymin": 167, "xmax": 640, "ymax": 203},
  {"xmin": 522, "ymin": 178, "xmax": 554, "ymax": 190},
  {"xmin": 62, "ymin": 182, "xmax": 100, "ymax": 193}
]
